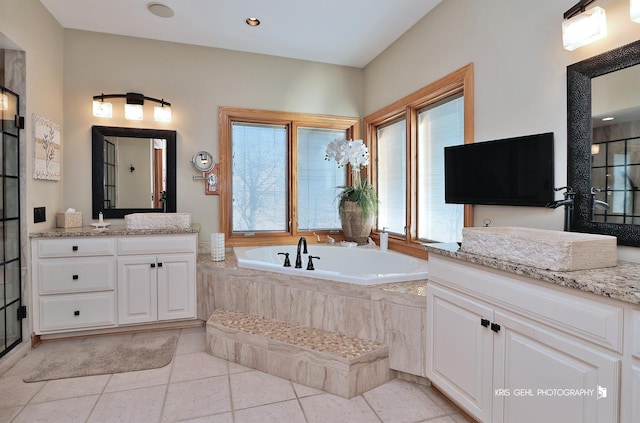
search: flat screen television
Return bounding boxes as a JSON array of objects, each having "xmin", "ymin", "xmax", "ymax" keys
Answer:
[{"xmin": 444, "ymin": 132, "xmax": 554, "ymax": 207}]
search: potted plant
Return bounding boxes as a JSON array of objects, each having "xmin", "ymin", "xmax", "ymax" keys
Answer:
[{"xmin": 325, "ymin": 138, "xmax": 378, "ymax": 244}]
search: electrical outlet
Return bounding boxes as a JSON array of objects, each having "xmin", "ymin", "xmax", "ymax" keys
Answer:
[{"xmin": 34, "ymin": 207, "xmax": 46, "ymax": 223}]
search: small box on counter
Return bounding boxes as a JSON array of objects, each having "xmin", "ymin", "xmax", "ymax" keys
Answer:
[{"xmin": 56, "ymin": 212, "xmax": 83, "ymax": 228}]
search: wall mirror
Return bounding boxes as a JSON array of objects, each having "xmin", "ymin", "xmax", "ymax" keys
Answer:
[
  {"xmin": 567, "ymin": 39, "xmax": 640, "ymax": 246},
  {"xmin": 92, "ymin": 126, "xmax": 177, "ymax": 219}
]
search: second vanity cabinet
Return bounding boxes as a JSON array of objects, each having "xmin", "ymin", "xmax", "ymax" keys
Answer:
[
  {"xmin": 426, "ymin": 254, "xmax": 622, "ymax": 423},
  {"xmin": 631, "ymin": 310, "xmax": 640, "ymax": 423},
  {"xmin": 32, "ymin": 232, "xmax": 197, "ymax": 335},
  {"xmin": 117, "ymin": 236, "xmax": 195, "ymax": 325}
]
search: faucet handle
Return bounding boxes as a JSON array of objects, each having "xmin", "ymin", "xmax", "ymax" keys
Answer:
[
  {"xmin": 306, "ymin": 256, "xmax": 320, "ymax": 271},
  {"xmin": 277, "ymin": 252, "xmax": 291, "ymax": 267}
]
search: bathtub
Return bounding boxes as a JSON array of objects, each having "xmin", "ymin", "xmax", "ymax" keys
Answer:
[{"xmin": 234, "ymin": 245, "xmax": 428, "ymax": 285}]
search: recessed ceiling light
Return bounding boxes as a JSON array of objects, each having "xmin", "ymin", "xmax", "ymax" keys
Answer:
[
  {"xmin": 602, "ymin": 117, "xmax": 615, "ymax": 121},
  {"xmin": 246, "ymin": 17, "xmax": 261, "ymax": 27},
  {"xmin": 148, "ymin": 3, "xmax": 175, "ymax": 18}
]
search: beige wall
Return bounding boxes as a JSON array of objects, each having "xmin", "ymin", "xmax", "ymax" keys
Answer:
[
  {"xmin": 363, "ymin": 0, "xmax": 640, "ymax": 259},
  {"xmin": 4, "ymin": 0, "xmax": 640, "ymax": 246},
  {"xmin": 62, "ymin": 30, "xmax": 364, "ymax": 240},
  {"xmin": 1, "ymin": 0, "xmax": 64, "ymax": 233}
]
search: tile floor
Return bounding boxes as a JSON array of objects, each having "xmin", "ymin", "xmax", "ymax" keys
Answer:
[{"xmin": 0, "ymin": 326, "xmax": 475, "ymax": 423}]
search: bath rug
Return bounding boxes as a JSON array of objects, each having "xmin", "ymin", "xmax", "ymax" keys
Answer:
[{"xmin": 23, "ymin": 331, "xmax": 178, "ymax": 382}]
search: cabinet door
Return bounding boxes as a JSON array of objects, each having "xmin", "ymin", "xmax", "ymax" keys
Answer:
[
  {"xmin": 426, "ymin": 283, "xmax": 494, "ymax": 422},
  {"xmin": 156, "ymin": 254, "xmax": 196, "ymax": 321},
  {"xmin": 493, "ymin": 310, "xmax": 620, "ymax": 423},
  {"xmin": 632, "ymin": 364, "xmax": 640, "ymax": 423},
  {"xmin": 117, "ymin": 256, "xmax": 158, "ymax": 324}
]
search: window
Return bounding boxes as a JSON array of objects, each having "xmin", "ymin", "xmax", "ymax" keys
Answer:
[
  {"xmin": 365, "ymin": 64, "xmax": 474, "ymax": 255},
  {"xmin": 231, "ymin": 122, "xmax": 288, "ymax": 232},
  {"xmin": 297, "ymin": 127, "xmax": 347, "ymax": 230},
  {"xmin": 377, "ymin": 118, "xmax": 407, "ymax": 235},
  {"xmin": 220, "ymin": 107, "xmax": 359, "ymax": 246},
  {"xmin": 417, "ymin": 95, "xmax": 465, "ymax": 242}
]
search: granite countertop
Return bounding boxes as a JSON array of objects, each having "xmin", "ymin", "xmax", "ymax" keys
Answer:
[
  {"xmin": 30, "ymin": 224, "xmax": 200, "ymax": 238},
  {"xmin": 425, "ymin": 243, "xmax": 640, "ymax": 306}
]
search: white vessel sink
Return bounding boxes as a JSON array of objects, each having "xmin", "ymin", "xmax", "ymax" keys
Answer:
[
  {"xmin": 460, "ymin": 227, "xmax": 617, "ymax": 271},
  {"xmin": 124, "ymin": 213, "xmax": 192, "ymax": 230}
]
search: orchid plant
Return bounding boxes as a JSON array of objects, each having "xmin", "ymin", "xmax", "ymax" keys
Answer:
[{"xmin": 325, "ymin": 138, "xmax": 378, "ymax": 219}]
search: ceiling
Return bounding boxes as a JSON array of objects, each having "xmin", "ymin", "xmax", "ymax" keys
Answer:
[{"xmin": 39, "ymin": 0, "xmax": 442, "ymax": 68}]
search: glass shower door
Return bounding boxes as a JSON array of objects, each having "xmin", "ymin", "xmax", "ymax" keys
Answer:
[{"xmin": 0, "ymin": 86, "xmax": 22, "ymax": 358}]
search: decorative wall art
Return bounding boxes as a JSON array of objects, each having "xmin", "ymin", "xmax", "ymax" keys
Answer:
[{"xmin": 33, "ymin": 113, "xmax": 61, "ymax": 181}]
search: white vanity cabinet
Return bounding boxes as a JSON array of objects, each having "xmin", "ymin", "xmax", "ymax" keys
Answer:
[
  {"xmin": 426, "ymin": 255, "xmax": 622, "ymax": 423},
  {"xmin": 117, "ymin": 254, "xmax": 195, "ymax": 325},
  {"xmin": 32, "ymin": 232, "xmax": 197, "ymax": 335},
  {"xmin": 631, "ymin": 310, "xmax": 640, "ymax": 423},
  {"xmin": 32, "ymin": 238, "xmax": 117, "ymax": 333}
]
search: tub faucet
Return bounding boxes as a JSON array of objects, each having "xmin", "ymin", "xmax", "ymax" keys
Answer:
[{"xmin": 295, "ymin": 236, "xmax": 308, "ymax": 269}]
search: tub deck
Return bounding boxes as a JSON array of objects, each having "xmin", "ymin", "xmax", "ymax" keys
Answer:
[{"xmin": 197, "ymin": 251, "xmax": 429, "ymax": 388}]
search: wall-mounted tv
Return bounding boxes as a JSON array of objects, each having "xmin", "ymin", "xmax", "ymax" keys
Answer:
[{"xmin": 444, "ymin": 132, "xmax": 554, "ymax": 207}]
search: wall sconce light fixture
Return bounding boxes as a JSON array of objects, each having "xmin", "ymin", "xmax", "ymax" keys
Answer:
[
  {"xmin": 562, "ymin": 0, "xmax": 607, "ymax": 51},
  {"xmin": 92, "ymin": 92, "xmax": 171, "ymax": 122},
  {"xmin": 632, "ymin": 0, "xmax": 640, "ymax": 22}
]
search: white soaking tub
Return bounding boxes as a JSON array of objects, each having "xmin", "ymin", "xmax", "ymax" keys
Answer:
[{"xmin": 234, "ymin": 244, "xmax": 428, "ymax": 285}]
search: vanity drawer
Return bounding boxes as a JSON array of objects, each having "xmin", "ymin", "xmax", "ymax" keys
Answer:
[
  {"xmin": 38, "ymin": 238, "xmax": 115, "ymax": 258},
  {"xmin": 117, "ymin": 235, "xmax": 196, "ymax": 255},
  {"xmin": 39, "ymin": 292, "xmax": 116, "ymax": 332},
  {"xmin": 39, "ymin": 257, "xmax": 115, "ymax": 294}
]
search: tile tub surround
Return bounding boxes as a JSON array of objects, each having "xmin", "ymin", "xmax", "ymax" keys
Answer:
[
  {"xmin": 207, "ymin": 309, "xmax": 393, "ymax": 398},
  {"xmin": 425, "ymin": 242, "xmax": 640, "ymax": 305},
  {"xmin": 197, "ymin": 253, "xmax": 428, "ymax": 378}
]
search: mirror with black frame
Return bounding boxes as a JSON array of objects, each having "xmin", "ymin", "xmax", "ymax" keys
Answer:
[
  {"xmin": 567, "ymin": 39, "xmax": 640, "ymax": 246},
  {"xmin": 92, "ymin": 126, "xmax": 177, "ymax": 219}
]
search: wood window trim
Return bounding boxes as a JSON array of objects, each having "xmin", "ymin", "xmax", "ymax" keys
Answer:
[
  {"xmin": 364, "ymin": 63, "xmax": 475, "ymax": 259},
  {"xmin": 219, "ymin": 106, "xmax": 360, "ymax": 247}
]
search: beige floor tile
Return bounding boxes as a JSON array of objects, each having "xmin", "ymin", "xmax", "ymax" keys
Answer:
[
  {"xmin": 103, "ymin": 362, "xmax": 172, "ymax": 393},
  {"xmin": 449, "ymin": 412, "xmax": 478, "ymax": 423},
  {"xmin": 1, "ymin": 347, "xmax": 50, "ymax": 378},
  {"xmin": 31, "ymin": 374, "xmax": 111, "ymax": 403},
  {"xmin": 230, "ymin": 370, "xmax": 297, "ymax": 410},
  {"xmin": 300, "ymin": 393, "xmax": 381, "ymax": 423},
  {"xmin": 88, "ymin": 384, "xmax": 166, "ymax": 423},
  {"xmin": 0, "ymin": 375, "xmax": 44, "ymax": 408},
  {"xmin": 170, "ymin": 352, "xmax": 229, "ymax": 383},
  {"xmin": 176, "ymin": 328, "xmax": 207, "ymax": 355},
  {"xmin": 234, "ymin": 399, "xmax": 307, "ymax": 423},
  {"xmin": 11, "ymin": 395, "xmax": 98, "ymax": 423},
  {"xmin": 227, "ymin": 361, "xmax": 253, "ymax": 374},
  {"xmin": 363, "ymin": 379, "xmax": 447, "ymax": 423},
  {"xmin": 180, "ymin": 326, "xmax": 206, "ymax": 335},
  {"xmin": 133, "ymin": 329, "xmax": 180, "ymax": 340},
  {"xmin": 419, "ymin": 417, "xmax": 458, "ymax": 423},
  {"xmin": 421, "ymin": 385, "xmax": 476, "ymax": 421},
  {"xmin": 0, "ymin": 406, "xmax": 22, "ymax": 423},
  {"xmin": 292, "ymin": 381, "xmax": 324, "ymax": 398},
  {"xmin": 177, "ymin": 413, "xmax": 233, "ymax": 423},
  {"xmin": 163, "ymin": 376, "xmax": 231, "ymax": 422}
]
